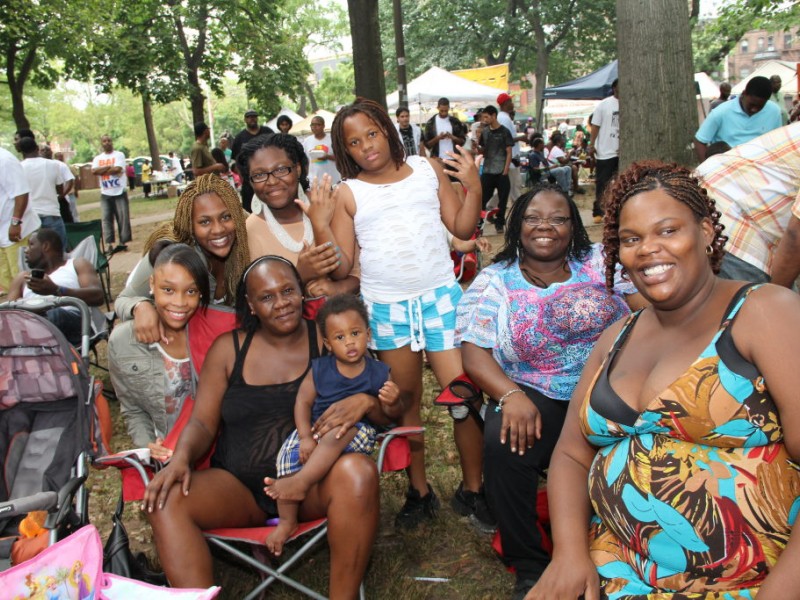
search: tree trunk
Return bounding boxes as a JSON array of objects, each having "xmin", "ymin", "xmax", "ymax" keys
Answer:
[
  {"xmin": 347, "ymin": 0, "xmax": 386, "ymax": 108},
  {"xmin": 305, "ymin": 82, "xmax": 319, "ymax": 114},
  {"xmin": 142, "ymin": 97, "xmax": 162, "ymax": 171},
  {"xmin": 10, "ymin": 80, "xmax": 30, "ymax": 131},
  {"xmin": 533, "ymin": 54, "xmax": 549, "ymax": 131},
  {"xmin": 187, "ymin": 67, "xmax": 206, "ymax": 125},
  {"xmin": 617, "ymin": 0, "xmax": 697, "ymax": 168}
]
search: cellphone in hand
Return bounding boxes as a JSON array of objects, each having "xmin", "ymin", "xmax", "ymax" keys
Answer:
[
  {"xmin": 30, "ymin": 268, "xmax": 45, "ymax": 279},
  {"xmin": 443, "ymin": 147, "xmax": 461, "ymax": 172}
]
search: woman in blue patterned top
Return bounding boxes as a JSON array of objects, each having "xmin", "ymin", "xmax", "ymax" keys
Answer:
[{"xmin": 455, "ymin": 182, "xmax": 643, "ymax": 599}]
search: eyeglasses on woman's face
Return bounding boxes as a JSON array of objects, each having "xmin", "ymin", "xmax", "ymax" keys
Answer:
[
  {"xmin": 522, "ymin": 216, "xmax": 571, "ymax": 227},
  {"xmin": 249, "ymin": 164, "xmax": 295, "ymax": 184}
]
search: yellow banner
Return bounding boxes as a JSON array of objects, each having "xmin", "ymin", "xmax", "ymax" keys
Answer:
[{"xmin": 453, "ymin": 64, "xmax": 509, "ymax": 90}]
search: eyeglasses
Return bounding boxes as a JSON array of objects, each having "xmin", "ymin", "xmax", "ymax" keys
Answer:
[
  {"xmin": 249, "ymin": 165, "xmax": 294, "ymax": 184},
  {"xmin": 522, "ymin": 216, "xmax": 571, "ymax": 227}
]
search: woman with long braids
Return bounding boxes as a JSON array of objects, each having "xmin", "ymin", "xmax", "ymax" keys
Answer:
[
  {"xmin": 115, "ymin": 175, "xmax": 250, "ymax": 343},
  {"xmin": 528, "ymin": 162, "xmax": 800, "ymax": 599},
  {"xmin": 237, "ymin": 133, "xmax": 359, "ymax": 299},
  {"xmin": 456, "ymin": 182, "xmax": 642, "ymax": 600}
]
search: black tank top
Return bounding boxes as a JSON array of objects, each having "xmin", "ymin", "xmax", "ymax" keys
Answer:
[{"xmin": 210, "ymin": 320, "xmax": 320, "ymax": 515}]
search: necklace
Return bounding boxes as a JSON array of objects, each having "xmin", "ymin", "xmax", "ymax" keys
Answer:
[
  {"xmin": 518, "ymin": 257, "xmax": 570, "ymax": 289},
  {"xmin": 252, "ymin": 190, "xmax": 314, "ymax": 253}
]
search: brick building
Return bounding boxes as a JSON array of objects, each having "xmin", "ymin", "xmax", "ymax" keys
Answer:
[{"xmin": 727, "ymin": 27, "xmax": 800, "ymax": 84}]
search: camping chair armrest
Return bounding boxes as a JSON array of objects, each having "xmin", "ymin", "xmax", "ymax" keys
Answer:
[
  {"xmin": 94, "ymin": 452, "xmax": 157, "ymax": 484},
  {"xmin": 376, "ymin": 426, "xmax": 424, "ymax": 472}
]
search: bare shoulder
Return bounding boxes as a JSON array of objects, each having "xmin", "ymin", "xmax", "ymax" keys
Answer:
[
  {"xmin": 334, "ymin": 182, "xmax": 356, "ymax": 216},
  {"xmin": 731, "ymin": 283, "xmax": 800, "ymax": 351}
]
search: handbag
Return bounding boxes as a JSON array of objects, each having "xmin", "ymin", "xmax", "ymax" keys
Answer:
[{"xmin": 103, "ymin": 493, "xmax": 168, "ymax": 586}]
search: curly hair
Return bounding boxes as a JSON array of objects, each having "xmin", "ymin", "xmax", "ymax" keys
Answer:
[
  {"xmin": 602, "ymin": 160, "xmax": 727, "ymax": 289},
  {"xmin": 234, "ymin": 255, "xmax": 304, "ymax": 333},
  {"xmin": 316, "ymin": 293, "xmax": 369, "ymax": 338},
  {"xmin": 235, "ymin": 133, "xmax": 309, "ymax": 192},
  {"xmin": 493, "ymin": 182, "xmax": 592, "ymax": 266},
  {"xmin": 331, "ymin": 97, "xmax": 405, "ymax": 180},
  {"xmin": 143, "ymin": 174, "xmax": 250, "ymax": 305}
]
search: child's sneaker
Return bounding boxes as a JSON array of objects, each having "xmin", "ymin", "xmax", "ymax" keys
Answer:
[
  {"xmin": 395, "ymin": 483, "xmax": 440, "ymax": 530},
  {"xmin": 450, "ymin": 482, "xmax": 497, "ymax": 533}
]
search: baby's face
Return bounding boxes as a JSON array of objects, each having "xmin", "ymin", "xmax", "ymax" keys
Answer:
[{"xmin": 323, "ymin": 310, "xmax": 370, "ymax": 365}]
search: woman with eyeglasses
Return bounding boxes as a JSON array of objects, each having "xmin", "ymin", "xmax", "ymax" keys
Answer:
[
  {"xmin": 455, "ymin": 182, "xmax": 644, "ymax": 600},
  {"xmin": 238, "ymin": 133, "xmax": 359, "ymax": 299}
]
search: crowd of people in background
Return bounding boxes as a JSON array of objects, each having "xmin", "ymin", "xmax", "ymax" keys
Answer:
[{"xmin": 2, "ymin": 79, "xmax": 800, "ymax": 600}]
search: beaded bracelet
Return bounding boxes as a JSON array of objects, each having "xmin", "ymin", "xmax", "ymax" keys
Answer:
[{"xmin": 496, "ymin": 388, "xmax": 525, "ymax": 411}]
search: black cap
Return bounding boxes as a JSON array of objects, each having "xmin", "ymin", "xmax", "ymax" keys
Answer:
[{"xmin": 244, "ymin": 109, "xmax": 258, "ymax": 117}]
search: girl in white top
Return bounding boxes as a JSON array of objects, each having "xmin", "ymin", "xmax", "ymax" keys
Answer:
[{"xmin": 309, "ymin": 98, "xmax": 482, "ymax": 528}]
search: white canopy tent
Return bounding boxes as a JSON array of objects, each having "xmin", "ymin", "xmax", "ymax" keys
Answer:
[
  {"xmin": 386, "ymin": 66, "xmax": 503, "ymax": 110},
  {"xmin": 731, "ymin": 60, "xmax": 798, "ymax": 98}
]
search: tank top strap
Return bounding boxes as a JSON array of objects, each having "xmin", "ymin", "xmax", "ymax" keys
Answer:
[
  {"xmin": 229, "ymin": 329, "xmax": 255, "ymax": 385},
  {"xmin": 605, "ymin": 310, "xmax": 643, "ymax": 363},
  {"xmin": 306, "ymin": 319, "xmax": 321, "ymax": 360},
  {"xmin": 719, "ymin": 283, "xmax": 763, "ymax": 329}
]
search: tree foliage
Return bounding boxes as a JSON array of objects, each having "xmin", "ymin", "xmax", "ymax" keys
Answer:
[
  {"xmin": 378, "ymin": 0, "xmax": 615, "ymax": 118},
  {"xmin": 0, "ymin": 0, "xmax": 99, "ymax": 129},
  {"xmin": 691, "ymin": 0, "xmax": 800, "ymax": 75}
]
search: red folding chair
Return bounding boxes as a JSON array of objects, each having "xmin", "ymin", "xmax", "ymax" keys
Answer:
[{"xmin": 97, "ymin": 304, "xmax": 422, "ymax": 599}]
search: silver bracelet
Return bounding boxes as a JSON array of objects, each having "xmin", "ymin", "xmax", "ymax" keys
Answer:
[{"xmin": 496, "ymin": 388, "xmax": 524, "ymax": 411}]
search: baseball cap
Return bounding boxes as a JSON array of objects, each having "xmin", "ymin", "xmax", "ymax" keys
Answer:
[
  {"xmin": 244, "ymin": 109, "xmax": 258, "ymax": 117},
  {"xmin": 496, "ymin": 93, "xmax": 512, "ymax": 106}
]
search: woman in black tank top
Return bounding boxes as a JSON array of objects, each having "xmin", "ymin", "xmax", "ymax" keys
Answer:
[{"xmin": 143, "ymin": 256, "xmax": 398, "ymax": 597}]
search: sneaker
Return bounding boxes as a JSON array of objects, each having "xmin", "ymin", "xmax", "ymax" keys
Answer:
[
  {"xmin": 395, "ymin": 483, "xmax": 440, "ymax": 530},
  {"xmin": 592, "ymin": 215, "xmax": 603, "ymax": 224},
  {"xmin": 511, "ymin": 576, "xmax": 539, "ymax": 600},
  {"xmin": 450, "ymin": 482, "xmax": 497, "ymax": 533}
]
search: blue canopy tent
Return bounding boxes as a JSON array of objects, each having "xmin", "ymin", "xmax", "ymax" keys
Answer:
[
  {"xmin": 543, "ymin": 60, "xmax": 618, "ymax": 100},
  {"xmin": 538, "ymin": 61, "xmax": 618, "ymax": 128}
]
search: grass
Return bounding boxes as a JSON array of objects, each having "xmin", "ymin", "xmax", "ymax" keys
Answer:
[{"xmin": 83, "ymin": 181, "xmax": 601, "ymax": 599}]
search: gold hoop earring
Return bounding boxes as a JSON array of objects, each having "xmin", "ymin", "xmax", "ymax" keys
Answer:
[{"xmin": 705, "ymin": 245, "xmax": 713, "ymax": 256}]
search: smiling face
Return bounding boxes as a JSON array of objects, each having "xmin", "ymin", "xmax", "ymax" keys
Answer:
[
  {"xmin": 322, "ymin": 309, "xmax": 370, "ymax": 365},
  {"xmin": 248, "ymin": 146, "xmax": 301, "ymax": 213},
  {"xmin": 278, "ymin": 119, "xmax": 292, "ymax": 134},
  {"xmin": 740, "ymin": 93, "xmax": 769, "ymax": 116},
  {"xmin": 191, "ymin": 192, "xmax": 236, "ymax": 260},
  {"xmin": 618, "ymin": 188, "xmax": 715, "ymax": 308},
  {"xmin": 342, "ymin": 112, "xmax": 391, "ymax": 173},
  {"xmin": 245, "ymin": 260, "xmax": 303, "ymax": 336},
  {"xmin": 150, "ymin": 262, "xmax": 202, "ymax": 333},
  {"xmin": 519, "ymin": 190, "xmax": 573, "ymax": 264}
]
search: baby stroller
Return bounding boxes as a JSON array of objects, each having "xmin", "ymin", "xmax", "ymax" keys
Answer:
[{"xmin": 0, "ymin": 296, "xmax": 109, "ymax": 569}]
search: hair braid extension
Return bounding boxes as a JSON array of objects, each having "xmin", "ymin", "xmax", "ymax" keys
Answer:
[
  {"xmin": 602, "ymin": 161, "xmax": 727, "ymax": 290},
  {"xmin": 144, "ymin": 174, "xmax": 250, "ymax": 305}
]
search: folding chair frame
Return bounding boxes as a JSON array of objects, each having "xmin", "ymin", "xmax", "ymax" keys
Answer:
[
  {"xmin": 98, "ymin": 425, "xmax": 424, "ymax": 599},
  {"xmin": 65, "ymin": 220, "xmax": 113, "ymax": 311}
]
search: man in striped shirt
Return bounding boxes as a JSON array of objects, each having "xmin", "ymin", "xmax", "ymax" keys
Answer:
[{"xmin": 696, "ymin": 123, "xmax": 800, "ymax": 287}]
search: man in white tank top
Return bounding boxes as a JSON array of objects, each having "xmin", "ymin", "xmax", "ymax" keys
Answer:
[{"xmin": 7, "ymin": 228, "xmax": 104, "ymax": 345}]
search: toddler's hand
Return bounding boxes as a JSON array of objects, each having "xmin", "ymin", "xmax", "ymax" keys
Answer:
[
  {"xmin": 378, "ymin": 381, "xmax": 400, "ymax": 410},
  {"xmin": 299, "ymin": 437, "xmax": 317, "ymax": 464}
]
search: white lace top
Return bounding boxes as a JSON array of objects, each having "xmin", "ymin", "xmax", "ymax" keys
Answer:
[{"xmin": 345, "ymin": 155, "xmax": 455, "ymax": 303}]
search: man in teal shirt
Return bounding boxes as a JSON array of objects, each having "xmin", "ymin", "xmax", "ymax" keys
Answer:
[{"xmin": 694, "ymin": 76, "xmax": 781, "ymax": 161}]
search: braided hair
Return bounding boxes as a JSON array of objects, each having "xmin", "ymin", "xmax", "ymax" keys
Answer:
[
  {"xmin": 331, "ymin": 97, "xmax": 406, "ymax": 180},
  {"xmin": 493, "ymin": 182, "xmax": 592, "ymax": 266},
  {"xmin": 144, "ymin": 174, "xmax": 250, "ymax": 305},
  {"xmin": 236, "ymin": 133, "xmax": 309, "ymax": 192},
  {"xmin": 602, "ymin": 160, "xmax": 727, "ymax": 289}
]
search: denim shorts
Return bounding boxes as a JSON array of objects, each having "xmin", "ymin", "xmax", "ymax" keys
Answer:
[{"xmin": 363, "ymin": 281, "xmax": 462, "ymax": 352}]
